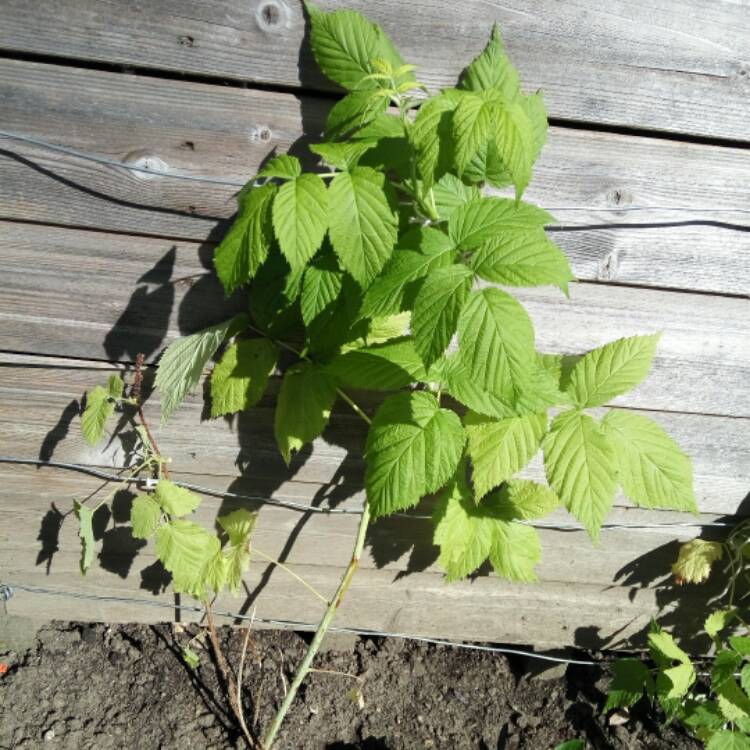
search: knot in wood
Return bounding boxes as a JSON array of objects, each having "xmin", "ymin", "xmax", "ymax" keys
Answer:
[
  {"xmin": 250, "ymin": 126, "xmax": 273, "ymax": 143},
  {"xmin": 123, "ymin": 151, "xmax": 170, "ymax": 180},
  {"xmin": 255, "ymin": 0, "xmax": 290, "ymax": 32},
  {"xmin": 606, "ymin": 187, "xmax": 634, "ymax": 208},
  {"xmin": 598, "ymin": 249, "xmax": 621, "ymax": 281}
]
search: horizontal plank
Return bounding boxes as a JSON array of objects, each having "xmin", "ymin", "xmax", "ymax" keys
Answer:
[
  {"xmin": 0, "ymin": 1, "xmax": 748, "ymax": 139},
  {"xmin": 1, "ymin": 60, "xmax": 750, "ymax": 296},
  {"xmin": 2, "ymin": 356, "xmax": 749, "ymax": 515}
]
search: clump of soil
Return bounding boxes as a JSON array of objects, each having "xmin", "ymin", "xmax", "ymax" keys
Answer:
[{"xmin": 0, "ymin": 622, "xmax": 699, "ymax": 749}]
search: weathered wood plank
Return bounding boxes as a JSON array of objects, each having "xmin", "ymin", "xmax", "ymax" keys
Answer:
[
  {"xmin": 0, "ymin": 0, "xmax": 747, "ymax": 139},
  {"xmin": 2, "ymin": 356, "xmax": 749, "ymax": 515},
  {"xmin": 1, "ymin": 61, "xmax": 749, "ymax": 296}
]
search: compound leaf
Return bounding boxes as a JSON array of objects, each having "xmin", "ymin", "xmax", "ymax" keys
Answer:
[
  {"xmin": 154, "ymin": 479, "xmax": 202, "ymax": 517},
  {"xmin": 131, "ymin": 495, "xmax": 162, "ymax": 540}
]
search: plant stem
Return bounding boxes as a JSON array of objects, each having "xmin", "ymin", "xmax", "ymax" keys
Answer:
[
  {"xmin": 253, "ymin": 547, "xmax": 328, "ymax": 604},
  {"xmin": 261, "ymin": 501, "xmax": 371, "ymax": 749}
]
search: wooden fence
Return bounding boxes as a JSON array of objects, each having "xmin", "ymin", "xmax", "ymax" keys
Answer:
[{"xmin": 0, "ymin": 1, "xmax": 748, "ymax": 650}]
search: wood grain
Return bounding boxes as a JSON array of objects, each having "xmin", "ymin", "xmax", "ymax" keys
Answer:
[
  {"xmin": 0, "ymin": 0, "xmax": 747, "ymax": 139},
  {"xmin": 1, "ymin": 61, "xmax": 749, "ymax": 296}
]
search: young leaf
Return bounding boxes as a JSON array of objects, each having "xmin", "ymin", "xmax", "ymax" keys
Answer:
[
  {"xmin": 365, "ymin": 391, "xmax": 465, "ymax": 517},
  {"xmin": 210, "ymin": 338, "xmax": 279, "ymax": 418},
  {"xmin": 257, "ymin": 154, "xmax": 301, "ymax": 180},
  {"xmin": 465, "ymin": 412, "xmax": 547, "ymax": 500},
  {"xmin": 218, "ymin": 508, "xmax": 257, "ymax": 547},
  {"xmin": 154, "ymin": 480, "xmax": 202, "ymax": 517},
  {"xmin": 155, "ymin": 519, "xmax": 220, "ymax": 598},
  {"xmin": 274, "ymin": 361, "xmax": 338, "ymax": 465},
  {"xmin": 706, "ymin": 609, "xmax": 736, "ymax": 640},
  {"xmin": 431, "ymin": 173, "xmax": 478, "ymax": 220},
  {"xmin": 131, "ymin": 495, "xmax": 162, "ymax": 540},
  {"xmin": 74, "ymin": 500, "xmax": 95, "ymax": 574},
  {"xmin": 471, "ymin": 229, "xmax": 573, "ymax": 294},
  {"xmin": 602, "ymin": 410, "xmax": 697, "ymax": 512},
  {"xmin": 492, "ymin": 479, "xmax": 561, "ymax": 520},
  {"xmin": 672, "ymin": 539, "xmax": 723, "ymax": 584},
  {"xmin": 181, "ymin": 646, "xmax": 201, "ymax": 671},
  {"xmin": 306, "ymin": 2, "xmax": 410, "ymax": 91},
  {"xmin": 214, "ymin": 184, "xmax": 277, "ymax": 296},
  {"xmin": 328, "ymin": 167, "xmax": 399, "ymax": 286},
  {"xmin": 567, "ymin": 334, "xmax": 661, "ymax": 408},
  {"xmin": 217, "ymin": 510, "xmax": 256, "ymax": 593},
  {"xmin": 202, "ymin": 549, "xmax": 229, "ymax": 593},
  {"xmin": 412, "ymin": 265, "xmax": 474, "ymax": 368},
  {"xmin": 156, "ymin": 315, "xmax": 246, "ymax": 423},
  {"xmin": 459, "ymin": 24, "xmax": 520, "ymax": 99},
  {"xmin": 107, "ymin": 373, "xmax": 124, "ymax": 399},
  {"xmin": 605, "ymin": 658, "xmax": 652, "ymax": 711},
  {"xmin": 717, "ymin": 680, "xmax": 750, "ymax": 722},
  {"xmin": 543, "ymin": 410, "xmax": 618, "ymax": 541},
  {"xmin": 81, "ymin": 384, "xmax": 116, "ymax": 446},
  {"xmin": 272, "ymin": 173, "xmax": 329, "ymax": 270}
]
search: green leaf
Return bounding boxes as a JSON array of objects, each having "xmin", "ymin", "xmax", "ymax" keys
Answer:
[
  {"xmin": 328, "ymin": 167, "xmax": 399, "ymax": 286},
  {"xmin": 431, "ymin": 173, "xmax": 478, "ymax": 220},
  {"xmin": 717, "ymin": 680, "xmax": 750, "ymax": 722},
  {"xmin": 488, "ymin": 517, "xmax": 541, "ymax": 582},
  {"xmin": 365, "ymin": 391, "xmax": 465, "ymax": 517},
  {"xmin": 707, "ymin": 731, "xmax": 750, "ymax": 750},
  {"xmin": 602, "ymin": 410, "xmax": 696, "ymax": 512},
  {"xmin": 81, "ymin": 384, "xmax": 116, "ymax": 446},
  {"xmin": 74, "ymin": 500, "xmax": 95, "ymax": 574},
  {"xmin": 248, "ymin": 250, "xmax": 304, "ymax": 337},
  {"xmin": 454, "ymin": 287, "xmax": 538, "ymax": 404},
  {"xmin": 107, "ymin": 373, "xmax": 124, "ymax": 399},
  {"xmin": 605, "ymin": 658, "xmax": 652, "ymax": 711},
  {"xmin": 465, "ymin": 412, "xmax": 547, "ymax": 500},
  {"xmin": 201, "ymin": 549, "xmax": 228, "ymax": 593},
  {"xmin": 449, "ymin": 196, "xmax": 554, "ymax": 250},
  {"xmin": 649, "ymin": 629, "xmax": 692, "ymax": 665},
  {"xmin": 352, "ymin": 112, "xmax": 405, "ymax": 140},
  {"xmin": 301, "ymin": 253, "xmax": 344, "ymax": 326},
  {"xmin": 272, "ymin": 173, "xmax": 329, "ymax": 271},
  {"xmin": 155, "ymin": 519, "xmax": 220, "ymax": 598},
  {"xmin": 543, "ymin": 410, "xmax": 618, "ymax": 541},
  {"xmin": 156, "ymin": 315, "xmax": 246, "ymax": 423},
  {"xmin": 731, "ymin": 637, "xmax": 750, "ymax": 657},
  {"xmin": 459, "ymin": 24, "xmax": 520, "ymax": 99},
  {"xmin": 471, "ymin": 229, "xmax": 573, "ymax": 294},
  {"xmin": 452, "ymin": 91, "xmax": 496, "ymax": 176},
  {"xmin": 365, "ymin": 312, "xmax": 411, "ymax": 344},
  {"xmin": 214, "ymin": 184, "xmax": 276, "ymax": 295},
  {"xmin": 412, "ymin": 265, "xmax": 474, "ymax": 368},
  {"xmin": 672, "ymin": 539, "xmax": 724, "ymax": 584},
  {"xmin": 567, "ymin": 334, "xmax": 661, "ymax": 408},
  {"xmin": 130, "ymin": 495, "xmax": 162, "ymax": 540},
  {"xmin": 742, "ymin": 664, "xmax": 750, "ymax": 698},
  {"xmin": 181, "ymin": 646, "xmax": 201, "ymax": 671},
  {"xmin": 520, "ymin": 91, "xmax": 548, "ymax": 161},
  {"xmin": 309, "ymin": 141, "xmax": 375, "ymax": 171},
  {"xmin": 154, "ymin": 479, "xmax": 202, "ymax": 517},
  {"xmin": 217, "ymin": 509, "xmax": 256, "ymax": 593},
  {"xmin": 713, "ymin": 650, "xmax": 743, "ymax": 690},
  {"xmin": 706, "ymin": 609, "xmax": 736, "ymax": 639},
  {"xmin": 681, "ymin": 700, "xmax": 725, "ymax": 733},
  {"xmin": 274, "ymin": 361, "xmax": 338, "ymax": 465},
  {"xmin": 223, "ymin": 541, "xmax": 251, "ymax": 593},
  {"xmin": 257, "ymin": 154, "xmax": 301, "ymax": 180},
  {"xmin": 440, "ymin": 356, "xmax": 518, "ymax": 419},
  {"xmin": 218, "ymin": 509, "xmax": 257, "ymax": 547},
  {"xmin": 325, "ymin": 337, "xmax": 426, "ymax": 390},
  {"xmin": 210, "ymin": 338, "xmax": 279, "ymax": 418},
  {"xmin": 554, "ymin": 743, "xmax": 584, "ymax": 750},
  {"xmin": 492, "ymin": 479, "xmax": 561, "ymax": 520},
  {"xmin": 306, "ymin": 3, "xmax": 410, "ymax": 91},
  {"xmin": 662, "ymin": 663, "xmax": 696, "ymax": 699},
  {"xmin": 326, "ymin": 89, "xmax": 387, "ymax": 139},
  {"xmin": 493, "ymin": 99, "xmax": 535, "ymax": 199}
]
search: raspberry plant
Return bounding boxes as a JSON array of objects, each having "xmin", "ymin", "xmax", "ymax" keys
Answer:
[{"xmin": 77, "ymin": 4, "xmax": 698, "ymax": 746}]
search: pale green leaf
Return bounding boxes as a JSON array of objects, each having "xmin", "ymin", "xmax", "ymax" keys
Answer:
[
  {"xmin": 309, "ymin": 141, "xmax": 376, "ymax": 171},
  {"xmin": 412, "ymin": 265, "xmax": 474, "ymax": 368},
  {"xmin": 462, "ymin": 136, "xmax": 510, "ymax": 188},
  {"xmin": 602, "ymin": 410, "xmax": 696, "ymax": 512},
  {"xmin": 649, "ymin": 629, "xmax": 692, "ymax": 664},
  {"xmin": 202, "ymin": 549, "xmax": 228, "ymax": 593},
  {"xmin": 328, "ymin": 167, "xmax": 398, "ymax": 286},
  {"xmin": 224, "ymin": 542, "xmax": 251, "ymax": 593},
  {"xmin": 74, "ymin": 500, "xmax": 95, "ymax": 574},
  {"xmin": 257, "ymin": 154, "xmax": 301, "ymax": 180},
  {"xmin": 218, "ymin": 508, "xmax": 257, "ymax": 547},
  {"xmin": 366, "ymin": 311, "xmax": 411, "ymax": 343},
  {"xmin": 488, "ymin": 517, "xmax": 541, "ymax": 582},
  {"xmin": 365, "ymin": 391, "xmax": 465, "ymax": 517},
  {"xmin": 107, "ymin": 374, "xmax": 124, "ymax": 399},
  {"xmin": 492, "ymin": 479, "xmax": 561, "ymax": 520},
  {"xmin": 493, "ymin": 99, "xmax": 535, "ymax": 199},
  {"xmin": 520, "ymin": 91, "xmax": 548, "ymax": 162},
  {"xmin": 214, "ymin": 184, "xmax": 276, "ymax": 295},
  {"xmin": 567, "ymin": 334, "xmax": 661, "ymax": 408},
  {"xmin": 431, "ymin": 173, "xmax": 479, "ymax": 220},
  {"xmin": 717, "ymin": 680, "xmax": 750, "ymax": 722},
  {"xmin": 272, "ymin": 173, "xmax": 329, "ymax": 271},
  {"xmin": 731, "ymin": 637, "xmax": 750, "ymax": 657},
  {"xmin": 352, "ymin": 112, "xmax": 405, "ymax": 140},
  {"xmin": 440, "ymin": 355, "xmax": 517, "ymax": 419},
  {"xmin": 181, "ymin": 647, "xmax": 201, "ymax": 671},
  {"xmin": 210, "ymin": 338, "xmax": 279, "ymax": 418},
  {"xmin": 81, "ymin": 385, "xmax": 115, "ymax": 446},
  {"xmin": 155, "ymin": 519, "xmax": 220, "ymax": 598},
  {"xmin": 605, "ymin": 658, "xmax": 652, "ymax": 711},
  {"xmin": 274, "ymin": 361, "xmax": 338, "ymax": 465},
  {"xmin": 662, "ymin": 663, "xmax": 696, "ymax": 699},
  {"xmin": 672, "ymin": 539, "xmax": 724, "ymax": 584},
  {"xmin": 154, "ymin": 479, "xmax": 202, "ymax": 517},
  {"xmin": 465, "ymin": 412, "xmax": 547, "ymax": 500},
  {"xmin": 543, "ymin": 410, "xmax": 618, "ymax": 541},
  {"xmin": 156, "ymin": 315, "xmax": 246, "ymax": 423},
  {"xmin": 707, "ymin": 731, "xmax": 750, "ymax": 750},
  {"xmin": 706, "ymin": 609, "xmax": 736, "ymax": 639},
  {"xmin": 459, "ymin": 24, "xmax": 520, "ymax": 99},
  {"xmin": 130, "ymin": 495, "xmax": 162, "ymax": 540}
]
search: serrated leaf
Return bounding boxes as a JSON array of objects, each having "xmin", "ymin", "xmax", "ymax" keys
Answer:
[
  {"xmin": 493, "ymin": 479, "xmax": 561, "ymax": 520},
  {"xmin": 649, "ymin": 629, "xmax": 692, "ymax": 665},
  {"xmin": 731, "ymin": 637, "xmax": 750, "ymax": 656},
  {"xmin": 274, "ymin": 361, "xmax": 338, "ymax": 465},
  {"xmin": 706, "ymin": 609, "xmax": 736, "ymax": 639},
  {"xmin": 326, "ymin": 89, "xmax": 387, "ymax": 139},
  {"xmin": 154, "ymin": 479, "xmax": 202, "ymax": 517},
  {"xmin": 681, "ymin": 700, "xmax": 725, "ymax": 733},
  {"xmin": 742, "ymin": 664, "xmax": 750, "ymax": 698},
  {"xmin": 520, "ymin": 91, "xmax": 548, "ymax": 161},
  {"xmin": 488, "ymin": 517, "xmax": 541, "ymax": 582},
  {"xmin": 431, "ymin": 173, "xmax": 478, "ymax": 220},
  {"xmin": 707, "ymin": 731, "xmax": 750, "ymax": 750},
  {"xmin": 365, "ymin": 391, "xmax": 465, "ymax": 517},
  {"xmin": 567, "ymin": 334, "xmax": 660, "ymax": 408},
  {"xmin": 309, "ymin": 141, "xmax": 376, "ymax": 171},
  {"xmin": 202, "ymin": 549, "xmax": 228, "ymax": 593},
  {"xmin": 449, "ymin": 196, "xmax": 554, "ymax": 250},
  {"xmin": 81, "ymin": 384, "xmax": 115, "ymax": 446},
  {"xmin": 454, "ymin": 287, "xmax": 538, "ymax": 404},
  {"xmin": 412, "ymin": 265, "xmax": 474, "ymax": 368},
  {"xmin": 602, "ymin": 410, "xmax": 696, "ymax": 512},
  {"xmin": 672, "ymin": 539, "xmax": 724, "ymax": 584},
  {"xmin": 459, "ymin": 24, "xmax": 520, "ymax": 99},
  {"xmin": 306, "ymin": 3, "xmax": 410, "ymax": 91},
  {"xmin": 248, "ymin": 250, "xmax": 304, "ymax": 337},
  {"xmin": 465, "ymin": 412, "xmax": 546, "ymax": 500},
  {"xmin": 471, "ymin": 229, "xmax": 573, "ymax": 294},
  {"xmin": 272, "ymin": 173, "xmax": 328, "ymax": 271},
  {"xmin": 181, "ymin": 646, "xmax": 201, "ymax": 671},
  {"xmin": 717, "ymin": 680, "xmax": 750, "ymax": 722},
  {"xmin": 218, "ymin": 509, "xmax": 257, "ymax": 547},
  {"xmin": 301, "ymin": 253, "xmax": 344, "ymax": 326},
  {"xmin": 107, "ymin": 374, "xmax": 124, "ymax": 399},
  {"xmin": 366, "ymin": 311, "xmax": 411, "ymax": 344},
  {"xmin": 257, "ymin": 154, "xmax": 301, "ymax": 180},
  {"xmin": 452, "ymin": 91, "xmax": 497, "ymax": 176},
  {"xmin": 493, "ymin": 99, "xmax": 535, "ymax": 199},
  {"xmin": 223, "ymin": 541, "xmax": 251, "ymax": 593},
  {"xmin": 662, "ymin": 662, "xmax": 696, "ymax": 699},
  {"xmin": 155, "ymin": 519, "xmax": 220, "ymax": 598},
  {"xmin": 131, "ymin": 495, "xmax": 162, "ymax": 540},
  {"xmin": 74, "ymin": 500, "xmax": 95, "ymax": 574},
  {"xmin": 214, "ymin": 184, "xmax": 276, "ymax": 296},
  {"xmin": 605, "ymin": 658, "xmax": 652, "ymax": 711},
  {"xmin": 543, "ymin": 410, "xmax": 618, "ymax": 541},
  {"xmin": 156, "ymin": 315, "xmax": 246, "ymax": 423},
  {"xmin": 352, "ymin": 112, "xmax": 405, "ymax": 140},
  {"xmin": 210, "ymin": 338, "xmax": 278, "ymax": 418},
  {"xmin": 325, "ymin": 337, "xmax": 426, "ymax": 390},
  {"xmin": 328, "ymin": 167, "xmax": 399, "ymax": 286},
  {"xmin": 410, "ymin": 89, "xmax": 462, "ymax": 188},
  {"xmin": 713, "ymin": 650, "xmax": 743, "ymax": 690},
  {"xmin": 462, "ymin": 136, "xmax": 510, "ymax": 188}
]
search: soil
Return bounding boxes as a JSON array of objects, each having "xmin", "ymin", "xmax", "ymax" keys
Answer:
[{"xmin": 0, "ymin": 622, "xmax": 700, "ymax": 750}]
